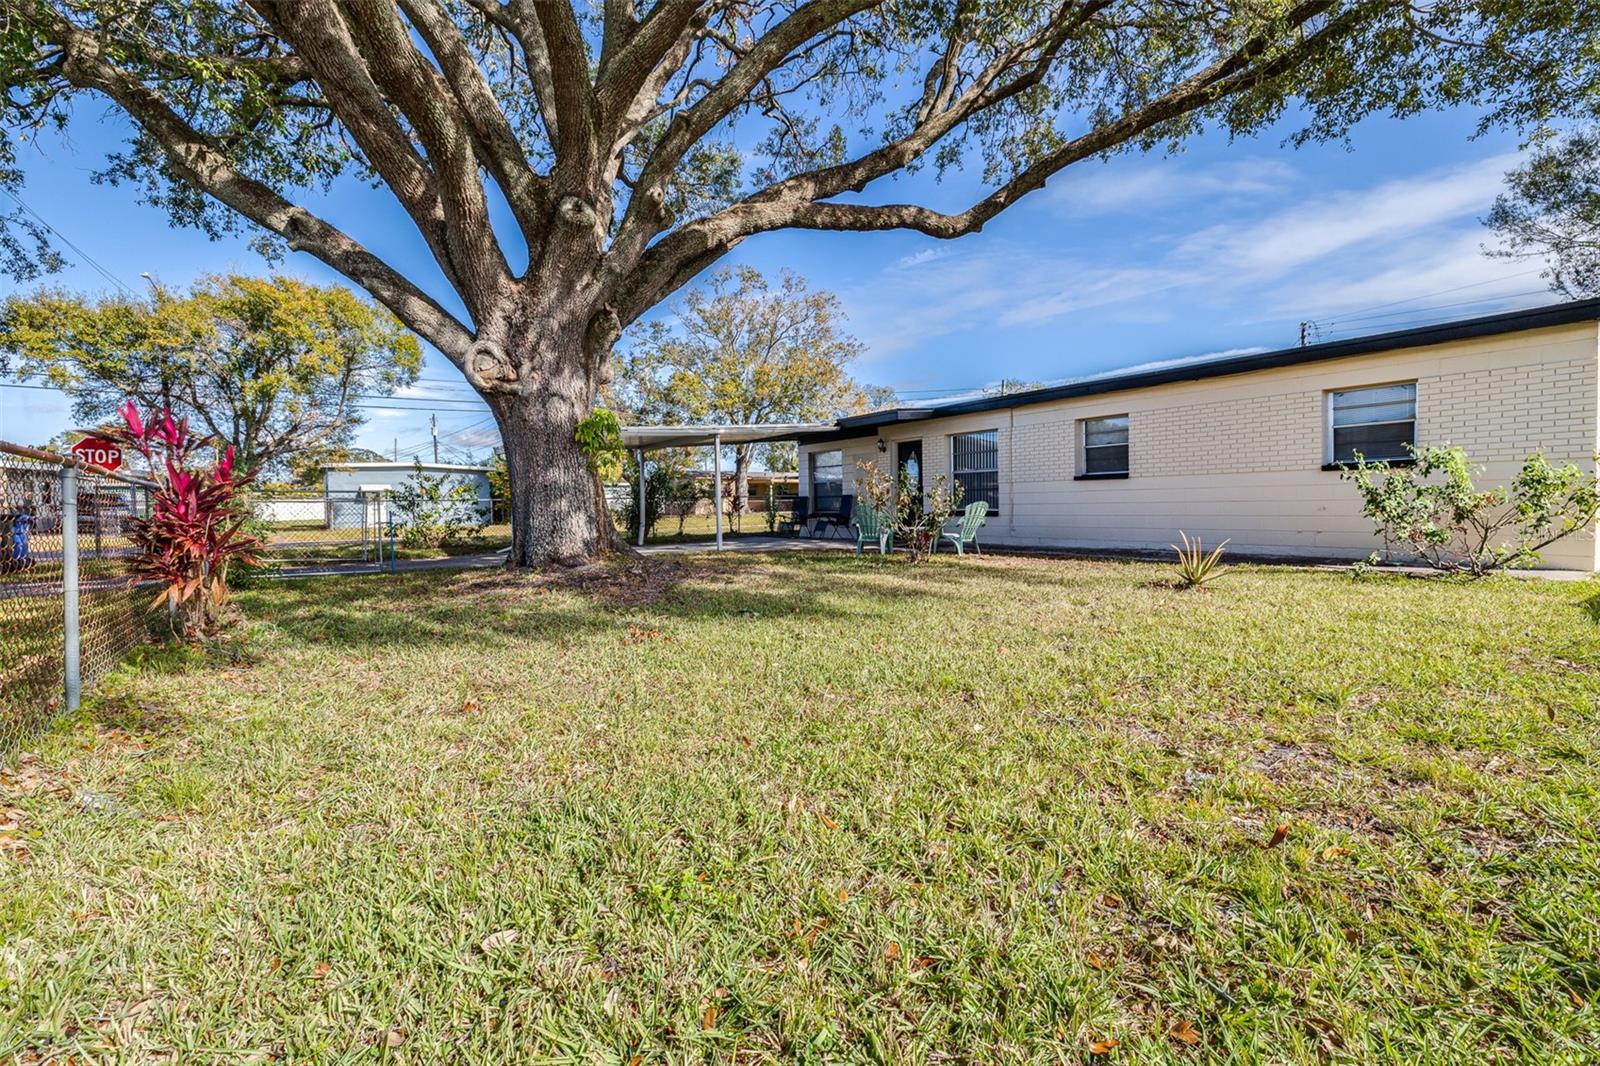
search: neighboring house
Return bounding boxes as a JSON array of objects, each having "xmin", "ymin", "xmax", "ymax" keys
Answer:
[
  {"xmin": 791, "ymin": 300, "xmax": 1600, "ymax": 570},
  {"xmin": 315, "ymin": 462, "xmax": 493, "ymax": 529},
  {"xmin": 685, "ymin": 468, "xmax": 799, "ymax": 513}
]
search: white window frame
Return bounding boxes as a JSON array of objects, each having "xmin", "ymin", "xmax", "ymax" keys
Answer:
[
  {"xmin": 1078, "ymin": 414, "xmax": 1130, "ymax": 477},
  {"xmin": 1325, "ymin": 382, "xmax": 1417, "ymax": 466},
  {"xmin": 809, "ymin": 448, "xmax": 844, "ymax": 504}
]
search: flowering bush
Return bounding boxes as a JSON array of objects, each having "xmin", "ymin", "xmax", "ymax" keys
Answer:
[{"xmin": 115, "ymin": 402, "xmax": 262, "ymax": 634}]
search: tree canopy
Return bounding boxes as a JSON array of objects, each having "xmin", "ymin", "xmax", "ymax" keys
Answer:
[
  {"xmin": 3, "ymin": 0, "xmax": 1596, "ymax": 562},
  {"xmin": 615, "ymin": 265, "xmax": 890, "ymax": 507},
  {"xmin": 1487, "ymin": 131, "xmax": 1600, "ymax": 299},
  {"xmin": 0, "ymin": 273, "xmax": 421, "ymax": 472}
]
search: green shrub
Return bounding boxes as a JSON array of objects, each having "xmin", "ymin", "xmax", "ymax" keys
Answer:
[
  {"xmin": 390, "ymin": 463, "xmax": 486, "ymax": 549},
  {"xmin": 1341, "ymin": 446, "xmax": 1600, "ymax": 575}
]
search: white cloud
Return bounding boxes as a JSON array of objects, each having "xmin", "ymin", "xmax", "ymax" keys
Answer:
[
  {"xmin": 892, "ymin": 247, "xmax": 951, "ymax": 269},
  {"xmin": 1047, "ymin": 158, "xmax": 1299, "ymax": 216},
  {"xmin": 1176, "ymin": 154, "xmax": 1518, "ymax": 278},
  {"xmin": 850, "ymin": 244, "xmax": 1187, "ymax": 356},
  {"xmin": 452, "ymin": 427, "xmax": 502, "ymax": 448},
  {"xmin": 850, "ymin": 150, "xmax": 1548, "ymax": 358}
]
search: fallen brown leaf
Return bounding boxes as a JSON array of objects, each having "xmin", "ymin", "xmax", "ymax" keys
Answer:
[
  {"xmin": 1265, "ymin": 823, "xmax": 1290, "ymax": 849},
  {"xmin": 883, "ymin": 942, "xmax": 900, "ymax": 962},
  {"xmin": 1167, "ymin": 1019, "xmax": 1201, "ymax": 1045},
  {"xmin": 816, "ymin": 811, "xmax": 838, "ymax": 831},
  {"xmin": 311, "ymin": 962, "xmax": 332, "ymax": 979},
  {"xmin": 1084, "ymin": 951, "xmax": 1113, "ymax": 971},
  {"xmin": 481, "ymin": 929, "xmax": 519, "ymax": 952},
  {"xmin": 1088, "ymin": 1037, "xmax": 1119, "ymax": 1055},
  {"xmin": 702, "ymin": 1004, "xmax": 719, "ymax": 1030}
]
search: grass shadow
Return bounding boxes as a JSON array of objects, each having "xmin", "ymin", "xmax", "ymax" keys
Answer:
[{"xmin": 1581, "ymin": 588, "xmax": 1600, "ymax": 624}]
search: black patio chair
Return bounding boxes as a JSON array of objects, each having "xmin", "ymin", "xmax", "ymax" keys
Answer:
[
  {"xmin": 811, "ymin": 494, "xmax": 854, "ymax": 539},
  {"xmin": 778, "ymin": 495, "xmax": 809, "ymax": 537}
]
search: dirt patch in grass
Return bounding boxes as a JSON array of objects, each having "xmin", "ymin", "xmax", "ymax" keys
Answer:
[{"xmin": 446, "ymin": 554, "xmax": 694, "ymax": 607}]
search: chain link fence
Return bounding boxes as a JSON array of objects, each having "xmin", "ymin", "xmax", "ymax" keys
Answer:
[
  {"xmin": 1, "ymin": 444, "xmax": 155, "ymax": 753},
  {"xmin": 250, "ymin": 491, "xmax": 510, "ymax": 567}
]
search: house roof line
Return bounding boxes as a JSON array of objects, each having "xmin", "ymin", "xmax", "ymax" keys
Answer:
[
  {"xmin": 796, "ymin": 297, "xmax": 1600, "ymax": 443},
  {"xmin": 328, "ymin": 461, "xmax": 491, "ymax": 472}
]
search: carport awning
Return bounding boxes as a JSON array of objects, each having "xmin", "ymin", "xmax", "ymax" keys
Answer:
[{"xmin": 620, "ymin": 423, "xmax": 835, "ymax": 450}]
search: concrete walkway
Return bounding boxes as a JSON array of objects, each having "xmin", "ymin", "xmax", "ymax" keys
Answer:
[{"xmin": 637, "ymin": 535, "xmax": 851, "ymax": 555}]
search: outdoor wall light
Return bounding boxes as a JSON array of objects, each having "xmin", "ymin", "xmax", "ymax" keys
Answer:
[{"xmin": 876, "ymin": 438, "xmax": 887, "ymax": 454}]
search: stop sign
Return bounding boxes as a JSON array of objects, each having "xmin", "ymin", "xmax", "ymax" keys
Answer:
[{"xmin": 71, "ymin": 436, "xmax": 123, "ymax": 471}]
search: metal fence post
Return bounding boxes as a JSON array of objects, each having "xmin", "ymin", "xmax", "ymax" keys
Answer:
[{"xmin": 61, "ymin": 462, "xmax": 80, "ymax": 713}]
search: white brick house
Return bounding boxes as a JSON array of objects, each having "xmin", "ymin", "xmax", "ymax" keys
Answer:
[{"xmin": 791, "ymin": 300, "xmax": 1600, "ymax": 570}]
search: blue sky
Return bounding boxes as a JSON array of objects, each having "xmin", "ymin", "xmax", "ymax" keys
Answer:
[{"xmin": 0, "ymin": 102, "xmax": 1552, "ymax": 464}]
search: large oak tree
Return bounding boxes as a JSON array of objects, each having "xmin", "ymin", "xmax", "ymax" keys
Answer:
[{"xmin": 1, "ymin": 1, "xmax": 1594, "ymax": 564}]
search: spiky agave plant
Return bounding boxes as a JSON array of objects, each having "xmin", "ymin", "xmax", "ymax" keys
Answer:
[{"xmin": 1171, "ymin": 531, "xmax": 1230, "ymax": 589}]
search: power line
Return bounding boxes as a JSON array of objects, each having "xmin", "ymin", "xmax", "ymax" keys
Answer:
[
  {"xmin": 1315, "ymin": 268, "xmax": 1547, "ymax": 326},
  {"xmin": 0, "ymin": 188, "xmax": 140, "ymax": 296},
  {"xmin": 0, "ymin": 378, "xmax": 489, "ymax": 412},
  {"xmin": 1317, "ymin": 291, "xmax": 1552, "ymax": 337},
  {"xmin": 1320, "ymin": 288, "xmax": 1551, "ymax": 330}
]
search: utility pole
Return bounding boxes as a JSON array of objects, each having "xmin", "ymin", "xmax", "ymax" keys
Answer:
[
  {"xmin": 431, "ymin": 414, "xmax": 439, "ymax": 464},
  {"xmin": 393, "ymin": 437, "xmax": 398, "ymax": 461}
]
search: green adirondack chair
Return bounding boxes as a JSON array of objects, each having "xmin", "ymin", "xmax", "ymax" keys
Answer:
[
  {"xmin": 851, "ymin": 501, "xmax": 892, "ymax": 555},
  {"xmin": 937, "ymin": 501, "xmax": 988, "ymax": 556}
]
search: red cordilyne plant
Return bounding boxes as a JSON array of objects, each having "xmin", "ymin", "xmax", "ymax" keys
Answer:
[{"xmin": 115, "ymin": 401, "xmax": 262, "ymax": 633}]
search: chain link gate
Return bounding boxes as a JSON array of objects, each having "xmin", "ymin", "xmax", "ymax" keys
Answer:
[{"xmin": 1, "ymin": 443, "xmax": 155, "ymax": 753}]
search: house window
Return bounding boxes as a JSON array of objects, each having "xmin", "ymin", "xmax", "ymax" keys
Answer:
[
  {"xmin": 1329, "ymin": 383, "xmax": 1416, "ymax": 463},
  {"xmin": 951, "ymin": 430, "xmax": 1000, "ymax": 512},
  {"xmin": 1081, "ymin": 415, "xmax": 1129, "ymax": 476},
  {"xmin": 810, "ymin": 449, "xmax": 843, "ymax": 510}
]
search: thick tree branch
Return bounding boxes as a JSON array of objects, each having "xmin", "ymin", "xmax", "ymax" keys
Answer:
[
  {"xmin": 529, "ymin": 0, "xmax": 598, "ymax": 181},
  {"xmin": 45, "ymin": 16, "xmax": 476, "ymax": 371},
  {"xmin": 617, "ymin": 0, "xmax": 1358, "ymax": 323},
  {"xmin": 243, "ymin": 1, "xmax": 462, "ymax": 292},
  {"xmin": 608, "ymin": 0, "xmax": 880, "ymax": 275},
  {"xmin": 464, "ymin": 0, "xmax": 562, "ymax": 142},
  {"xmin": 596, "ymin": 1, "xmax": 708, "ymax": 137},
  {"xmin": 342, "ymin": 0, "xmax": 513, "ymax": 320},
  {"xmin": 398, "ymin": 0, "xmax": 551, "ymax": 252}
]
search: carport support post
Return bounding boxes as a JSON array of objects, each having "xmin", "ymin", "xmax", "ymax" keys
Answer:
[
  {"xmin": 61, "ymin": 462, "xmax": 80, "ymax": 712},
  {"xmin": 713, "ymin": 434, "xmax": 723, "ymax": 551},
  {"xmin": 635, "ymin": 448, "xmax": 646, "ymax": 547}
]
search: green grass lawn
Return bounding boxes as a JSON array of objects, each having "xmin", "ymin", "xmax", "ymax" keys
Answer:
[{"xmin": 3, "ymin": 554, "xmax": 1599, "ymax": 1062}]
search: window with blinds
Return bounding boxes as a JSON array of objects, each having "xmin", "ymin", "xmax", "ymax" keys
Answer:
[
  {"xmin": 1081, "ymin": 415, "xmax": 1129, "ymax": 476},
  {"xmin": 1329, "ymin": 383, "xmax": 1416, "ymax": 463},
  {"xmin": 810, "ymin": 449, "xmax": 843, "ymax": 509},
  {"xmin": 951, "ymin": 430, "xmax": 999, "ymax": 512}
]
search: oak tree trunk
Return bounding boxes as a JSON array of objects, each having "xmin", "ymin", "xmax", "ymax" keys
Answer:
[
  {"xmin": 494, "ymin": 360, "xmax": 614, "ymax": 567},
  {"xmin": 734, "ymin": 443, "xmax": 753, "ymax": 513}
]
